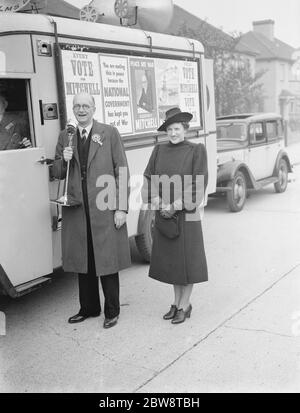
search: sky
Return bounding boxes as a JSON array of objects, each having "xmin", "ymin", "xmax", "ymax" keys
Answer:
[{"xmin": 67, "ymin": 0, "xmax": 300, "ymax": 48}]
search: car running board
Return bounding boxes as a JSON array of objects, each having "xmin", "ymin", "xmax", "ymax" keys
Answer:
[{"xmin": 253, "ymin": 176, "xmax": 278, "ymax": 189}]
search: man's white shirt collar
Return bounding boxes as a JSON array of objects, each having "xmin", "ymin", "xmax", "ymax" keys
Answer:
[{"xmin": 78, "ymin": 122, "xmax": 93, "ymax": 137}]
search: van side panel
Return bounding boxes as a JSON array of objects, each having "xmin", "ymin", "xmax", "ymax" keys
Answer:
[
  {"xmin": 31, "ymin": 35, "xmax": 61, "ymax": 157},
  {"xmin": 0, "ymin": 35, "xmax": 34, "ymax": 74}
]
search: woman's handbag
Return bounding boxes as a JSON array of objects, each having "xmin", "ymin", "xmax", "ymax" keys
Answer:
[{"xmin": 155, "ymin": 212, "xmax": 180, "ymax": 239}]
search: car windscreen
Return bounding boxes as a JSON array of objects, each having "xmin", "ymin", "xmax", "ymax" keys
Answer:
[
  {"xmin": 217, "ymin": 123, "xmax": 247, "ymax": 150},
  {"xmin": 217, "ymin": 123, "xmax": 247, "ymax": 140}
]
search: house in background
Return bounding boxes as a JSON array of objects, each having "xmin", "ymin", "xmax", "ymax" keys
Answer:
[
  {"xmin": 290, "ymin": 48, "xmax": 300, "ymax": 131},
  {"xmin": 167, "ymin": 5, "xmax": 257, "ymax": 76},
  {"xmin": 165, "ymin": 5, "xmax": 259, "ymax": 116},
  {"xmin": 236, "ymin": 20, "xmax": 300, "ymax": 136}
]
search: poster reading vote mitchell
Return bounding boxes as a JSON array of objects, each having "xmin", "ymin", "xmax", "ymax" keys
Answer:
[
  {"xmin": 61, "ymin": 50, "xmax": 103, "ymax": 122},
  {"xmin": 130, "ymin": 58, "xmax": 158, "ymax": 132},
  {"xmin": 155, "ymin": 58, "xmax": 201, "ymax": 127},
  {"xmin": 178, "ymin": 60, "xmax": 201, "ymax": 126},
  {"xmin": 99, "ymin": 55, "xmax": 133, "ymax": 134}
]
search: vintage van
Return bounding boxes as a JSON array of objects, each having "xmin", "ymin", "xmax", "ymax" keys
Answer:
[{"xmin": 0, "ymin": 7, "xmax": 217, "ymax": 296}]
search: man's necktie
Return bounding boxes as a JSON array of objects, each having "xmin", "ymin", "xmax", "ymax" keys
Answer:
[{"xmin": 81, "ymin": 128, "xmax": 87, "ymax": 140}]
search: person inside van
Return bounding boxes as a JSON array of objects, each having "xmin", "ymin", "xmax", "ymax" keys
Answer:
[{"xmin": 0, "ymin": 94, "xmax": 32, "ymax": 150}]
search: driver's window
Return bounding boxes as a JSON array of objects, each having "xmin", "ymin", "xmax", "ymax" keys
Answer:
[{"xmin": 0, "ymin": 79, "xmax": 32, "ymax": 151}]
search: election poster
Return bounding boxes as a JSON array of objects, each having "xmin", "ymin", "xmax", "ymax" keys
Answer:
[
  {"xmin": 155, "ymin": 58, "xmax": 201, "ymax": 128},
  {"xmin": 178, "ymin": 60, "xmax": 201, "ymax": 126},
  {"xmin": 129, "ymin": 57, "xmax": 159, "ymax": 133},
  {"xmin": 61, "ymin": 50, "xmax": 103, "ymax": 122},
  {"xmin": 61, "ymin": 49, "xmax": 201, "ymax": 135},
  {"xmin": 99, "ymin": 55, "xmax": 133, "ymax": 134}
]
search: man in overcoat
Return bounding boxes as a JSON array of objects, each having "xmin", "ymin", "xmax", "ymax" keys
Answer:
[{"xmin": 52, "ymin": 92, "xmax": 131, "ymax": 329}]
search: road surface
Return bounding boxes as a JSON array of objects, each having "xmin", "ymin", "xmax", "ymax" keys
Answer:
[{"xmin": 0, "ymin": 165, "xmax": 300, "ymax": 393}]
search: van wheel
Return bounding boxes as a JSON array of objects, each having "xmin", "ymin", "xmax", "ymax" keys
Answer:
[
  {"xmin": 135, "ymin": 209, "xmax": 155, "ymax": 262},
  {"xmin": 227, "ymin": 171, "xmax": 247, "ymax": 212},
  {"xmin": 274, "ymin": 159, "xmax": 288, "ymax": 193}
]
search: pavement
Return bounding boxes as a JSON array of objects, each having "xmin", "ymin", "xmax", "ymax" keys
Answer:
[
  {"xmin": 139, "ymin": 265, "xmax": 300, "ymax": 393},
  {"xmin": 1, "ymin": 141, "xmax": 300, "ymax": 394},
  {"xmin": 2, "ymin": 239, "xmax": 300, "ymax": 394}
]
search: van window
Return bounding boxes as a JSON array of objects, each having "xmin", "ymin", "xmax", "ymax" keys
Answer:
[
  {"xmin": 0, "ymin": 79, "xmax": 32, "ymax": 151},
  {"xmin": 217, "ymin": 123, "xmax": 247, "ymax": 141}
]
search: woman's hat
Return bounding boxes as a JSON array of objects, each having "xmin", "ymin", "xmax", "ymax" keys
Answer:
[{"xmin": 158, "ymin": 107, "xmax": 193, "ymax": 132}]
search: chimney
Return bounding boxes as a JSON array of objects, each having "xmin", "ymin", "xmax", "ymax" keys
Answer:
[{"xmin": 253, "ymin": 19, "xmax": 275, "ymax": 41}]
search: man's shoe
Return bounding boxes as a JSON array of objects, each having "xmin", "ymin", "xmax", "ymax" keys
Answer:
[
  {"xmin": 68, "ymin": 312, "xmax": 100, "ymax": 324},
  {"xmin": 103, "ymin": 316, "xmax": 119, "ymax": 329}
]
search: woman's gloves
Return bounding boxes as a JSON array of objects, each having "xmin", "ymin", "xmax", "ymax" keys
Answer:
[{"xmin": 151, "ymin": 197, "xmax": 183, "ymax": 219}]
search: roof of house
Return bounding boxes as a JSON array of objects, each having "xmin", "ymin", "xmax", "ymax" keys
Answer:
[
  {"xmin": 166, "ymin": 5, "xmax": 234, "ymax": 49},
  {"xmin": 163, "ymin": 6, "xmax": 257, "ymax": 56},
  {"xmin": 234, "ymin": 38, "xmax": 258, "ymax": 56},
  {"xmin": 237, "ymin": 31, "xmax": 295, "ymax": 62},
  {"xmin": 21, "ymin": 0, "xmax": 80, "ymax": 19}
]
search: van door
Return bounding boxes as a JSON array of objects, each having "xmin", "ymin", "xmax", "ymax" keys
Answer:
[{"xmin": 0, "ymin": 148, "xmax": 53, "ymax": 287}]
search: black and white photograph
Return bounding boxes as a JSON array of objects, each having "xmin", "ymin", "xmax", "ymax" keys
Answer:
[{"xmin": 0, "ymin": 0, "xmax": 300, "ymax": 397}]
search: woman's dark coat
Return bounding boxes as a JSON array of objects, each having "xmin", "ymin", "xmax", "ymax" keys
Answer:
[{"xmin": 142, "ymin": 140, "xmax": 208, "ymax": 285}]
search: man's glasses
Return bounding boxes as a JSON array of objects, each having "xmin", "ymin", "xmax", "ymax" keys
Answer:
[{"xmin": 73, "ymin": 104, "xmax": 93, "ymax": 111}]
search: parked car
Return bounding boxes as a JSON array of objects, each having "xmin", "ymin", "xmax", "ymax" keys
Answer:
[{"xmin": 215, "ymin": 113, "xmax": 292, "ymax": 212}]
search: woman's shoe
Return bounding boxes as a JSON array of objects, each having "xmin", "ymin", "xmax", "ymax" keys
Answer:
[
  {"xmin": 163, "ymin": 305, "xmax": 178, "ymax": 320},
  {"xmin": 171, "ymin": 304, "xmax": 192, "ymax": 324},
  {"xmin": 184, "ymin": 304, "xmax": 192, "ymax": 318}
]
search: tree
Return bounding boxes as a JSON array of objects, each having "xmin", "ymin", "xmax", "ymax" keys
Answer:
[
  {"xmin": 175, "ymin": 23, "xmax": 264, "ymax": 116},
  {"xmin": 214, "ymin": 53, "xmax": 265, "ymax": 115}
]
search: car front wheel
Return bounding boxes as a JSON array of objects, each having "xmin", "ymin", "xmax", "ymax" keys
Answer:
[
  {"xmin": 227, "ymin": 171, "xmax": 247, "ymax": 212},
  {"xmin": 274, "ymin": 159, "xmax": 288, "ymax": 193}
]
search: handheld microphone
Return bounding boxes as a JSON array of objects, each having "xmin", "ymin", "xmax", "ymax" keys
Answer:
[
  {"xmin": 66, "ymin": 119, "xmax": 77, "ymax": 145},
  {"xmin": 66, "ymin": 118, "xmax": 77, "ymax": 134}
]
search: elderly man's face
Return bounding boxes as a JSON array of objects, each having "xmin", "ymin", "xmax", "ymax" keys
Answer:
[{"xmin": 73, "ymin": 94, "xmax": 95, "ymax": 127}]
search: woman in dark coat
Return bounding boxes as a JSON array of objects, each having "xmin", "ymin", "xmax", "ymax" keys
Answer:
[{"xmin": 142, "ymin": 107, "xmax": 208, "ymax": 324}]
